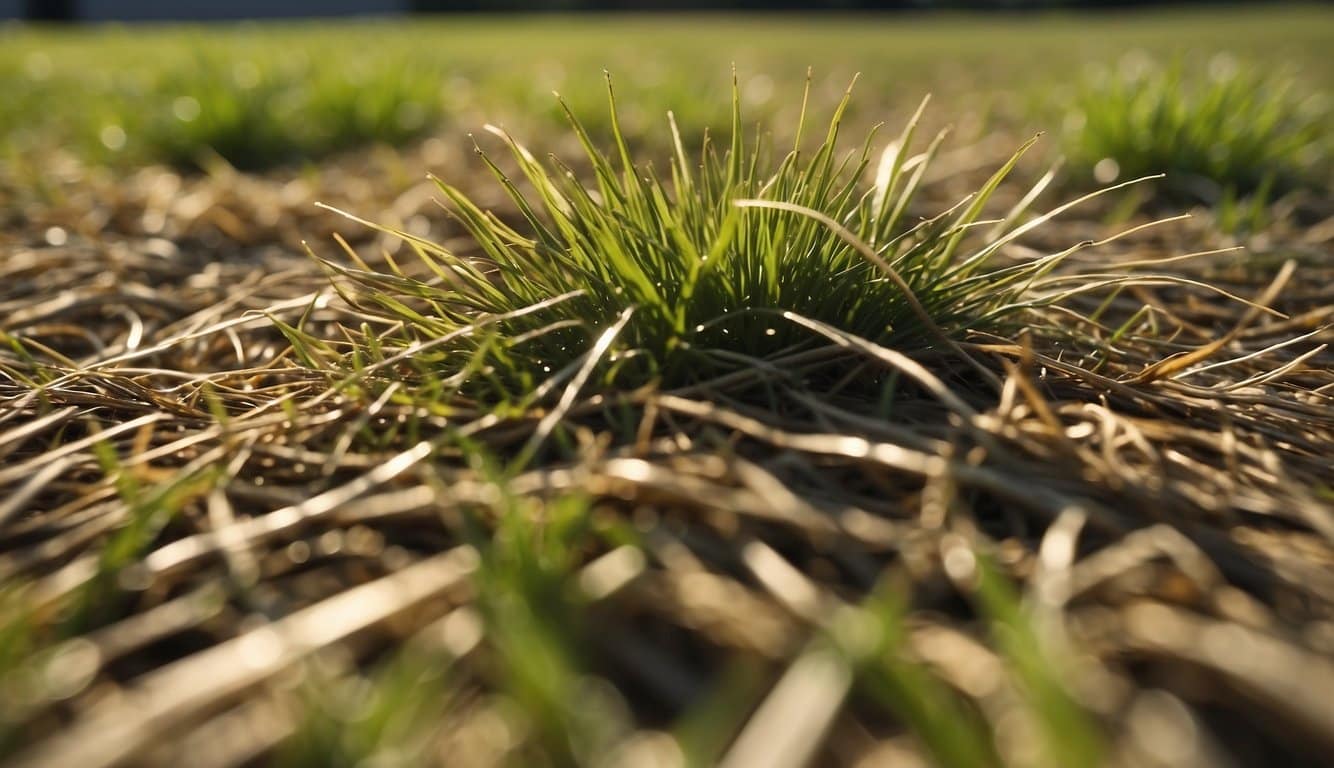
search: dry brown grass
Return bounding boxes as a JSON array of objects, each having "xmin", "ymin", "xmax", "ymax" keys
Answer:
[{"xmin": 1, "ymin": 129, "xmax": 1333, "ymax": 768}]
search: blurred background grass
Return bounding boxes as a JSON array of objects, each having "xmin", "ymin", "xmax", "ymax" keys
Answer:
[{"xmin": 0, "ymin": 5, "xmax": 1329, "ymax": 173}]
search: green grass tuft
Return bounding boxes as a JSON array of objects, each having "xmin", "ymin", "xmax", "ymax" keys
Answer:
[
  {"xmin": 115, "ymin": 51, "xmax": 444, "ymax": 170},
  {"xmin": 1065, "ymin": 55, "xmax": 1329, "ymax": 204},
  {"xmin": 321, "ymin": 75, "xmax": 1095, "ymax": 408},
  {"xmin": 0, "ymin": 38, "xmax": 445, "ymax": 170},
  {"xmin": 276, "ymin": 648, "xmax": 454, "ymax": 768}
]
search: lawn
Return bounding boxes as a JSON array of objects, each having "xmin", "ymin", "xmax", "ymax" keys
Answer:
[{"xmin": 1, "ymin": 5, "xmax": 1332, "ymax": 767}]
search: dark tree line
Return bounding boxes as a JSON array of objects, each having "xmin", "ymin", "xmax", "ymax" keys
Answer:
[
  {"xmin": 23, "ymin": 0, "xmax": 74, "ymax": 19},
  {"xmin": 15, "ymin": 0, "xmax": 1283, "ymax": 20},
  {"xmin": 411, "ymin": 0, "xmax": 1262, "ymax": 10}
]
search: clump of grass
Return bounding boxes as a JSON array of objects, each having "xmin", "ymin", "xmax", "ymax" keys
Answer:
[
  {"xmin": 321, "ymin": 75, "xmax": 1103, "ymax": 407},
  {"xmin": 969, "ymin": 551, "xmax": 1105, "ymax": 768},
  {"xmin": 114, "ymin": 51, "xmax": 445, "ymax": 169},
  {"xmin": 0, "ymin": 586, "xmax": 41, "ymax": 756},
  {"xmin": 1065, "ymin": 55, "xmax": 1329, "ymax": 204},
  {"xmin": 838, "ymin": 586, "xmax": 1003, "ymax": 768},
  {"xmin": 62, "ymin": 438, "xmax": 219, "ymax": 633},
  {"xmin": 0, "ymin": 43, "xmax": 444, "ymax": 170},
  {"xmin": 469, "ymin": 491, "xmax": 634, "ymax": 764},
  {"xmin": 276, "ymin": 648, "xmax": 454, "ymax": 768}
]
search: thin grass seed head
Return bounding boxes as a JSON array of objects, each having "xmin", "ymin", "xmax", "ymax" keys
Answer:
[{"xmin": 323, "ymin": 76, "xmax": 1094, "ymax": 404}]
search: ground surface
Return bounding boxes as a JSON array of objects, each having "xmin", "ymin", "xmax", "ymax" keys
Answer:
[{"xmin": 1, "ymin": 7, "xmax": 1332, "ymax": 768}]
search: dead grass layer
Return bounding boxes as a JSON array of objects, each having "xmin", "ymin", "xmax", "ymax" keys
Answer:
[{"xmin": 1, "ymin": 147, "xmax": 1333, "ymax": 768}]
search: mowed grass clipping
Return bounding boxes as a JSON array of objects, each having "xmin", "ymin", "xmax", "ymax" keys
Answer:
[{"xmin": 308, "ymin": 76, "xmax": 1138, "ymax": 416}]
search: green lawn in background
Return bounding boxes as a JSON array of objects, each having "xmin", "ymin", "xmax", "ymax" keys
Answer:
[{"xmin": 0, "ymin": 5, "xmax": 1329, "ymax": 170}]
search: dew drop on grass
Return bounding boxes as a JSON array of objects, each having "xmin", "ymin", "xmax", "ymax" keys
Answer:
[
  {"xmin": 319, "ymin": 530, "xmax": 344, "ymax": 555},
  {"xmin": 942, "ymin": 545, "xmax": 977, "ymax": 583},
  {"xmin": 44, "ymin": 226, "xmax": 67, "ymax": 247},
  {"xmin": 1094, "ymin": 157, "xmax": 1120, "ymax": 184},
  {"xmin": 172, "ymin": 96, "xmax": 201, "ymax": 122},
  {"xmin": 99, "ymin": 124, "xmax": 127, "ymax": 152},
  {"xmin": 287, "ymin": 540, "xmax": 311, "ymax": 564}
]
